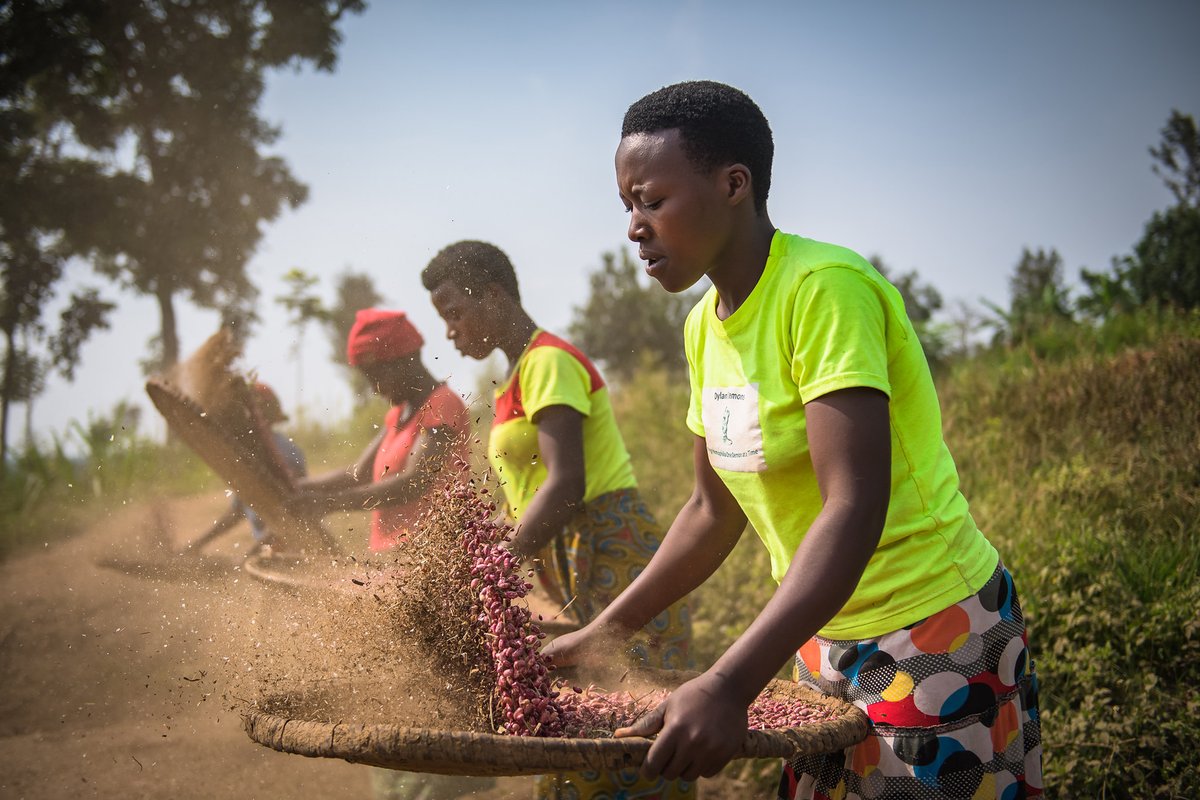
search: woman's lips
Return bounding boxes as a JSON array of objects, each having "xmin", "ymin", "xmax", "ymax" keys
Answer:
[{"xmin": 640, "ymin": 250, "xmax": 665, "ymax": 274}]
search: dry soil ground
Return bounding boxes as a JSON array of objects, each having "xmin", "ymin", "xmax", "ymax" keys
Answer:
[{"xmin": 0, "ymin": 493, "xmax": 767, "ymax": 799}]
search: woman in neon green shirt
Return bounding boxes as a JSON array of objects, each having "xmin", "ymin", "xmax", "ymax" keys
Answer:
[
  {"xmin": 544, "ymin": 81, "xmax": 1043, "ymax": 800},
  {"xmin": 422, "ymin": 240, "xmax": 695, "ymax": 800}
]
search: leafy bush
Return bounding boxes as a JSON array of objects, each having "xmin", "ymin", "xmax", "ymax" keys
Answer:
[
  {"xmin": 0, "ymin": 400, "xmax": 215, "ymax": 559},
  {"xmin": 941, "ymin": 311, "xmax": 1200, "ymax": 797}
]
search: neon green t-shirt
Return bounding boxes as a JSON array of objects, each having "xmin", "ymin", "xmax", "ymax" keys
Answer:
[
  {"xmin": 684, "ymin": 231, "xmax": 998, "ymax": 639},
  {"xmin": 489, "ymin": 330, "xmax": 637, "ymax": 520}
]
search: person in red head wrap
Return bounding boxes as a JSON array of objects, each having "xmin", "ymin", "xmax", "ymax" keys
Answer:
[{"xmin": 290, "ymin": 309, "xmax": 468, "ymax": 552}]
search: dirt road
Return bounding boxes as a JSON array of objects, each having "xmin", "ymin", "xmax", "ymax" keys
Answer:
[
  {"xmin": 0, "ymin": 494, "xmax": 520, "ymax": 798},
  {"xmin": 0, "ymin": 494, "xmax": 766, "ymax": 799},
  {"xmin": 0, "ymin": 493, "xmax": 361, "ymax": 798}
]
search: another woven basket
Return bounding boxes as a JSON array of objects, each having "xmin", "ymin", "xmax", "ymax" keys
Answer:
[
  {"xmin": 146, "ymin": 377, "xmax": 333, "ymax": 552},
  {"xmin": 243, "ymin": 670, "xmax": 869, "ymax": 776}
]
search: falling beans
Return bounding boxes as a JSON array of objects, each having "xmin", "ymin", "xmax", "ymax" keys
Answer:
[{"xmin": 406, "ymin": 469, "xmax": 838, "ymax": 739}]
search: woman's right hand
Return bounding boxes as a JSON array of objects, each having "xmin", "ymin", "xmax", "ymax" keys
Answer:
[
  {"xmin": 540, "ymin": 628, "xmax": 584, "ymax": 668},
  {"xmin": 541, "ymin": 622, "xmax": 631, "ymax": 670}
]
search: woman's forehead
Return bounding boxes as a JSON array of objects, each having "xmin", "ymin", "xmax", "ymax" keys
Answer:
[
  {"xmin": 431, "ymin": 281, "xmax": 471, "ymax": 307},
  {"xmin": 617, "ymin": 129, "xmax": 694, "ymax": 179}
]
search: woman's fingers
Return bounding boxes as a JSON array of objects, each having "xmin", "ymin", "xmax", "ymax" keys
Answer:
[{"xmin": 614, "ymin": 703, "xmax": 665, "ymax": 739}]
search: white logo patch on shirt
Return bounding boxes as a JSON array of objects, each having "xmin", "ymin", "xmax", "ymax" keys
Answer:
[{"xmin": 702, "ymin": 384, "xmax": 766, "ymax": 472}]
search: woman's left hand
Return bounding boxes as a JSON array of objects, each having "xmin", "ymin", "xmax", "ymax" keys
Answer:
[{"xmin": 614, "ymin": 670, "xmax": 748, "ymax": 782}]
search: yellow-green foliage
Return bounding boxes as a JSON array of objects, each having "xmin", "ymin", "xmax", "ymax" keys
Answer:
[
  {"xmin": 0, "ymin": 406, "xmax": 217, "ymax": 559},
  {"xmin": 941, "ymin": 315, "xmax": 1200, "ymax": 798}
]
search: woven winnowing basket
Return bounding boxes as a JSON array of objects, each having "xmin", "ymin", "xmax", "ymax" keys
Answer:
[
  {"xmin": 146, "ymin": 377, "xmax": 333, "ymax": 552},
  {"xmin": 243, "ymin": 671, "xmax": 870, "ymax": 776}
]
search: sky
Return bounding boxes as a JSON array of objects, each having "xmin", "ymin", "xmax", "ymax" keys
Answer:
[{"xmin": 29, "ymin": 0, "xmax": 1200, "ymax": 448}]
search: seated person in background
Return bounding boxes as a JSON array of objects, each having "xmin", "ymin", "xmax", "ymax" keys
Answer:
[
  {"xmin": 190, "ymin": 381, "xmax": 306, "ymax": 556},
  {"xmin": 291, "ymin": 309, "xmax": 469, "ymax": 553}
]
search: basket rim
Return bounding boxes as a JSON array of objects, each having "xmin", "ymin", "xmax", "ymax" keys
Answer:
[{"xmin": 242, "ymin": 673, "xmax": 870, "ymax": 776}]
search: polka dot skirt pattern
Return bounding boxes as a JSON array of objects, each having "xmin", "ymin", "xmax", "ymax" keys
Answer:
[{"xmin": 779, "ymin": 565, "xmax": 1043, "ymax": 799}]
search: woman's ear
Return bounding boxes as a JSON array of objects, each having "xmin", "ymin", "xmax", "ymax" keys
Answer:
[
  {"xmin": 722, "ymin": 163, "xmax": 754, "ymax": 207},
  {"xmin": 483, "ymin": 281, "xmax": 514, "ymax": 311}
]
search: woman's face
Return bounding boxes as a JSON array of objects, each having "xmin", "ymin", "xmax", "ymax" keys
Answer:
[
  {"xmin": 616, "ymin": 128, "xmax": 737, "ymax": 294},
  {"xmin": 357, "ymin": 356, "xmax": 417, "ymax": 404},
  {"xmin": 429, "ymin": 281, "xmax": 497, "ymax": 361}
]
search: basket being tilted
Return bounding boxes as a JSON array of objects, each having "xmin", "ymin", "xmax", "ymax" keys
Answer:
[
  {"xmin": 243, "ymin": 668, "xmax": 870, "ymax": 776},
  {"xmin": 145, "ymin": 330, "xmax": 333, "ymax": 553}
]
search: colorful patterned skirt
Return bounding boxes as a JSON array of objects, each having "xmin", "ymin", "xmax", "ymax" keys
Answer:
[
  {"xmin": 535, "ymin": 487, "xmax": 693, "ymax": 669},
  {"xmin": 534, "ymin": 487, "xmax": 695, "ymax": 800},
  {"xmin": 779, "ymin": 564, "xmax": 1043, "ymax": 800}
]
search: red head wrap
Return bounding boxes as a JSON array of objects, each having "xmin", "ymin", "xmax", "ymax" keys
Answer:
[{"xmin": 346, "ymin": 309, "xmax": 424, "ymax": 366}]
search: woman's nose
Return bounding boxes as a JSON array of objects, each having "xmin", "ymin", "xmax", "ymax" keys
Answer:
[{"xmin": 627, "ymin": 210, "xmax": 648, "ymax": 242}]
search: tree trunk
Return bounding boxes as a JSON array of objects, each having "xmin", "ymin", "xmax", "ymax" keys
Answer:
[
  {"xmin": 24, "ymin": 396, "xmax": 33, "ymax": 450},
  {"xmin": 1, "ymin": 328, "xmax": 15, "ymax": 477},
  {"xmin": 156, "ymin": 282, "xmax": 180, "ymax": 371}
]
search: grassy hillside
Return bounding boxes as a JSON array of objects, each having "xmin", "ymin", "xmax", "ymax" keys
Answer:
[{"xmin": 938, "ymin": 315, "xmax": 1200, "ymax": 797}]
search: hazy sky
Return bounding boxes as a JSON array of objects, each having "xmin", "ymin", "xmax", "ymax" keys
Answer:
[{"xmin": 32, "ymin": 0, "xmax": 1200, "ymax": 447}]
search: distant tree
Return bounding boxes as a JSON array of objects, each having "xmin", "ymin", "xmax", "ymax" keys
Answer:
[
  {"xmin": 945, "ymin": 299, "xmax": 987, "ymax": 359},
  {"xmin": 568, "ymin": 249, "xmax": 703, "ymax": 382},
  {"xmin": 323, "ymin": 269, "xmax": 383, "ymax": 403},
  {"xmin": 1127, "ymin": 110, "xmax": 1200, "ymax": 310},
  {"xmin": 276, "ymin": 267, "xmax": 329, "ymax": 414},
  {"xmin": 1123, "ymin": 204, "xmax": 1200, "ymax": 310},
  {"xmin": 49, "ymin": 288, "xmax": 115, "ymax": 380},
  {"xmin": 1150, "ymin": 110, "xmax": 1200, "ymax": 208},
  {"xmin": 868, "ymin": 255, "xmax": 943, "ymax": 325},
  {"xmin": 1080, "ymin": 110, "xmax": 1200, "ymax": 315},
  {"xmin": 868, "ymin": 255, "xmax": 947, "ymax": 365},
  {"xmin": 0, "ymin": 82, "xmax": 116, "ymax": 468},
  {"xmin": 3, "ymin": 0, "xmax": 365, "ymax": 375},
  {"xmin": 0, "ymin": 246, "xmax": 113, "ymax": 468},
  {"xmin": 984, "ymin": 247, "xmax": 1073, "ymax": 346},
  {"xmin": 1078, "ymin": 257, "xmax": 1140, "ymax": 321}
]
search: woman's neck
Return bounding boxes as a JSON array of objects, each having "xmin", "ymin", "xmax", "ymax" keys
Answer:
[
  {"xmin": 495, "ymin": 308, "xmax": 539, "ymax": 371},
  {"xmin": 393, "ymin": 364, "xmax": 440, "ymax": 408},
  {"xmin": 709, "ymin": 214, "xmax": 777, "ymax": 320}
]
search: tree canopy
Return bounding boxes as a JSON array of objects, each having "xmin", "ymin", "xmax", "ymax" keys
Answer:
[
  {"xmin": 568, "ymin": 249, "xmax": 703, "ymax": 382},
  {"xmin": 322, "ymin": 269, "xmax": 383, "ymax": 403},
  {"xmin": 1150, "ymin": 110, "xmax": 1200, "ymax": 209},
  {"xmin": 984, "ymin": 247, "xmax": 1073, "ymax": 346},
  {"xmin": 1, "ymin": 0, "xmax": 363, "ymax": 461},
  {"xmin": 3, "ymin": 0, "xmax": 365, "ymax": 370},
  {"xmin": 1081, "ymin": 109, "xmax": 1200, "ymax": 315}
]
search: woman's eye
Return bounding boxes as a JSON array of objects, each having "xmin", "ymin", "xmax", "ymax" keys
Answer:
[{"xmin": 644, "ymin": 199, "xmax": 663, "ymax": 210}]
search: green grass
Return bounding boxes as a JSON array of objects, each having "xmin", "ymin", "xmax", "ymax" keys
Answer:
[{"xmin": 938, "ymin": 310, "xmax": 1200, "ymax": 798}]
